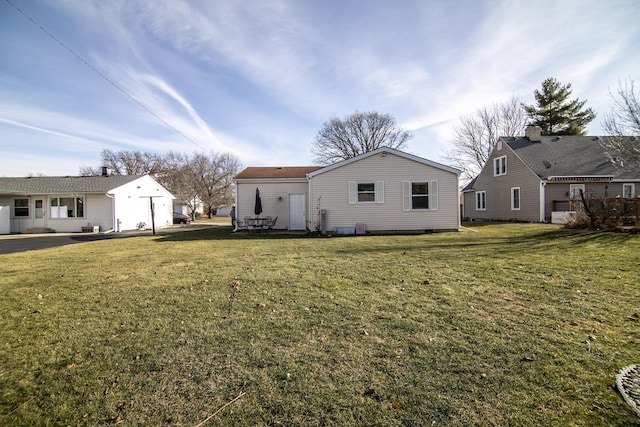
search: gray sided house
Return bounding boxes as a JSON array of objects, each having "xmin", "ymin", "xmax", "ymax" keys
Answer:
[
  {"xmin": 462, "ymin": 126, "xmax": 640, "ymax": 223},
  {"xmin": 234, "ymin": 147, "xmax": 461, "ymax": 233},
  {"xmin": 0, "ymin": 173, "xmax": 174, "ymax": 234}
]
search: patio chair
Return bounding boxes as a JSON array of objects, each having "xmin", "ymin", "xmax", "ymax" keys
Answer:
[
  {"xmin": 267, "ymin": 216, "xmax": 278, "ymax": 230},
  {"xmin": 235, "ymin": 217, "xmax": 248, "ymax": 231}
]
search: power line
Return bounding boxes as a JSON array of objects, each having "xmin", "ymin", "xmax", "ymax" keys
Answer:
[{"xmin": 4, "ymin": 0, "xmax": 211, "ymax": 152}]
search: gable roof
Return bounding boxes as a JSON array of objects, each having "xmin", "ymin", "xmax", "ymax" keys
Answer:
[
  {"xmin": 307, "ymin": 147, "xmax": 461, "ymax": 178},
  {"xmin": 505, "ymin": 135, "xmax": 639, "ymax": 181},
  {"xmin": 0, "ymin": 175, "xmax": 144, "ymax": 195},
  {"xmin": 234, "ymin": 166, "xmax": 323, "ymax": 180}
]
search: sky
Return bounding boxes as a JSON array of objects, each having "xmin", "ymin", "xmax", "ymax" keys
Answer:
[{"xmin": 1, "ymin": 0, "xmax": 639, "ymax": 177}]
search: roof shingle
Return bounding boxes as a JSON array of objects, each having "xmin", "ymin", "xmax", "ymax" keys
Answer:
[
  {"xmin": 234, "ymin": 166, "xmax": 323, "ymax": 180},
  {"xmin": 0, "ymin": 175, "xmax": 143, "ymax": 195}
]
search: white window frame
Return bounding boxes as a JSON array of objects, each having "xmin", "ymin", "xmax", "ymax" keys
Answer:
[
  {"xmin": 475, "ymin": 191, "xmax": 486, "ymax": 211},
  {"xmin": 50, "ymin": 196, "xmax": 85, "ymax": 218},
  {"xmin": 622, "ymin": 183, "xmax": 635, "ymax": 198},
  {"xmin": 494, "ymin": 156, "xmax": 507, "ymax": 176},
  {"xmin": 569, "ymin": 184, "xmax": 585, "ymax": 200},
  {"xmin": 402, "ymin": 181, "xmax": 438, "ymax": 211},
  {"xmin": 348, "ymin": 181, "xmax": 384, "ymax": 204},
  {"xmin": 511, "ymin": 187, "xmax": 520, "ymax": 210}
]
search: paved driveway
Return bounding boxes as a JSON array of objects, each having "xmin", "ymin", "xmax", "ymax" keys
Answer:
[
  {"xmin": 0, "ymin": 232, "xmax": 148, "ymax": 255},
  {"xmin": 0, "ymin": 226, "xmax": 214, "ymax": 255}
]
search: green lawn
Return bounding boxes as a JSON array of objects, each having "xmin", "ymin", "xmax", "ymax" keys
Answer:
[{"xmin": 1, "ymin": 223, "xmax": 638, "ymax": 426}]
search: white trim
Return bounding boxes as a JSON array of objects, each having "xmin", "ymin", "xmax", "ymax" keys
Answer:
[
  {"xmin": 540, "ymin": 182, "xmax": 546, "ymax": 222},
  {"xmin": 476, "ymin": 191, "xmax": 486, "ymax": 211},
  {"xmin": 494, "ymin": 156, "xmax": 507, "ymax": 176},
  {"xmin": 349, "ymin": 181, "xmax": 384, "ymax": 204},
  {"xmin": 623, "ymin": 183, "xmax": 635, "ymax": 198},
  {"xmin": 548, "ymin": 176, "xmax": 613, "ymax": 182},
  {"xmin": 511, "ymin": 187, "xmax": 520, "ymax": 211},
  {"xmin": 402, "ymin": 180, "xmax": 438, "ymax": 211},
  {"xmin": 569, "ymin": 184, "xmax": 585, "ymax": 200}
]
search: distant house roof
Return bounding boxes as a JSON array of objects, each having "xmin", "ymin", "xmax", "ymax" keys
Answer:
[
  {"xmin": 505, "ymin": 135, "xmax": 640, "ymax": 181},
  {"xmin": 234, "ymin": 166, "xmax": 323, "ymax": 180},
  {"xmin": 0, "ymin": 175, "xmax": 143, "ymax": 195}
]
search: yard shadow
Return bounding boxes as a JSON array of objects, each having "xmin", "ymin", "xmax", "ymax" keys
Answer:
[
  {"xmin": 154, "ymin": 226, "xmax": 315, "ymax": 243},
  {"xmin": 154, "ymin": 224, "xmax": 639, "ymax": 258}
]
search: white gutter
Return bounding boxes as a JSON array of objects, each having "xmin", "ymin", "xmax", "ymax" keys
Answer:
[{"xmin": 539, "ymin": 181, "xmax": 546, "ymax": 222}]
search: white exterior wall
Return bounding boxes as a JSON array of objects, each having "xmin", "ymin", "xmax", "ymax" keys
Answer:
[
  {"xmin": 1, "ymin": 195, "xmax": 114, "ymax": 233},
  {"xmin": 111, "ymin": 176, "xmax": 174, "ymax": 231},
  {"xmin": 309, "ymin": 152, "xmax": 460, "ymax": 232},
  {"xmin": 236, "ymin": 180, "xmax": 309, "ymax": 229}
]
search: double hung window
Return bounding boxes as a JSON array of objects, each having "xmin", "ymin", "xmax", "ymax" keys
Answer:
[
  {"xmin": 494, "ymin": 156, "xmax": 507, "ymax": 176},
  {"xmin": 476, "ymin": 191, "xmax": 486, "ymax": 210},
  {"xmin": 402, "ymin": 181, "xmax": 438, "ymax": 211},
  {"xmin": 511, "ymin": 187, "xmax": 520, "ymax": 210},
  {"xmin": 13, "ymin": 198, "xmax": 29, "ymax": 217},
  {"xmin": 348, "ymin": 181, "xmax": 384, "ymax": 204}
]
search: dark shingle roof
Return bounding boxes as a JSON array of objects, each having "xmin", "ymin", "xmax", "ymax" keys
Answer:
[
  {"xmin": 0, "ymin": 175, "xmax": 143, "ymax": 195},
  {"xmin": 234, "ymin": 166, "xmax": 323, "ymax": 180},
  {"xmin": 505, "ymin": 135, "xmax": 639, "ymax": 180}
]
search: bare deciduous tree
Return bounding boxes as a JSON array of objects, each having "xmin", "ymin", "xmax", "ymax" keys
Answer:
[
  {"xmin": 445, "ymin": 96, "xmax": 528, "ymax": 181},
  {"xmin": 186, "ymin": 152, "xmax": 240, "ymax": 218},
  {"xmin": 601, "ymin": 77, "xmax": 640, "ymax": 167},
  {"xmin": 312, "ymin": 111, "xmax": 412, "ymax": 165},
  {"xmin": 87, "ymin": 149, "xmax": 163, "ymax": 176}
]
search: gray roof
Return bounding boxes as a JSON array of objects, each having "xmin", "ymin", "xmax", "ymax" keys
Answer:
[
  {"xmin": 505, "ymin": 135, "xmax": 639, "ymax": 180},
  {"xmin": 0, "ymin": 175, "xmax": 144, "ymax": 195}
]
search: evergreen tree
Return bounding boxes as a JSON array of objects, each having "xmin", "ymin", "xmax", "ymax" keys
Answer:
[{"xmin": 523, "ymin": 77, "xmax": 596, "ymax": 135}]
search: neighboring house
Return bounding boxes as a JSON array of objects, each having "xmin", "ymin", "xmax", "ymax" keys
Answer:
[
  {"xmin": 0, "ymin": 171, "xmax": 175, "ymax": 234},
  {"xmin": 233, "ymin": 147, "xmax": 461, "ymax": 233},
  {"xmin": 173, "ymin": 198, "xmax": 204, "ymax": 217},
  {"xmin": 462, "ymin": 125, "xmax": 640, "ymax": 223}
]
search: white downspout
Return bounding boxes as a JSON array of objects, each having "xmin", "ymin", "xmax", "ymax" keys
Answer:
[
  {"xmin": 233, "ymin": 180, "xmax": 238, "ymax": 232},
  {"xmin": 105, "ymin": 192, "xmax": 116, "ymax": 233},
  {"xmin": 540, "ymin": 181, "xmax": 546, "ymax": 222}
]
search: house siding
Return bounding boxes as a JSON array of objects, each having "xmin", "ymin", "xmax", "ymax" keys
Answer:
[
  {"xmin": 308, "ymin": 152, "xmax": 459, "ymax": 232},
  {"xmin": 467, "ymin": 144, "xmax": 541, "ymax": 222},
  {"xmin": 236, "ymin": 180, "xmax": 309, "ymax": 229}
]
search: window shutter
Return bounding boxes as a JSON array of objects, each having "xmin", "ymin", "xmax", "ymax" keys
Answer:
[
  {"xmin": 348, "ymin": 181, "xmax": 357, "ymax": 204},
  {"xmin": 430, "ymin": 180, "xmax": 438, "ymax": 210},
  {"xmin": 402, "ymin": 181, "xmax": 411, "ymax": 211},
  {"xmin": 376, "ymin": 181, "xmax": 384, "ymax": 203}
]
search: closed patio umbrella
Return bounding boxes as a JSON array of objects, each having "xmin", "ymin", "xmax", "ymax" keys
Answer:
[{"xmin": 254, "ymin": 187, "xmax": 263, "ymax": 217}]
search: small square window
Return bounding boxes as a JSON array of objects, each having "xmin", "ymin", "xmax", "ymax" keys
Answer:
[{"xmin": 14, "ymin": 198, "xmax": 29, "ymax": 217}]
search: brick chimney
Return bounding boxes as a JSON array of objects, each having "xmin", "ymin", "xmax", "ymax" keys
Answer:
[
  {"xmin": 525, "ymin": 125, "xmax": 542, "ymax": 142},
  {"xmin": 101, "ymin": 166, "xmax": 111, "ymax": 176}
]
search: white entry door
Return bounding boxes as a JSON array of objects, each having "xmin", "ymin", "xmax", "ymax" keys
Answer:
[
  {"xmin": 33, "ymin": 198, "xmax": 46, "ymax": 228},
  {"xmin": 288, "ymin": 194, "xmax": 306, "ymax": 230}
]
